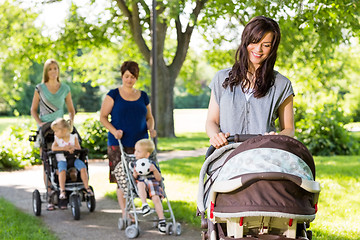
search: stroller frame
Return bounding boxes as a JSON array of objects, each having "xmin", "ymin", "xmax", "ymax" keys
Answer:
[
  {"xmin": 29, "ymin": 122, "xmax": 96, "ymax": 220},
  {"xmin": 116, "ymin": 139, "xmax": 181, "ymax": 238}
]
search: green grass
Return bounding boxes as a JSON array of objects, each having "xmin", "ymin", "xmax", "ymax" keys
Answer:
[
  {"xmin": 0, "ymin": 197, "xmax": 58, "ymax": 240},
  {"xmin": 311, "ymin": 156, "xmax": 360, "ymax": 239},
  {"xmin": 106, "ymin": 155, "xmax": 360, "ymax": 239},
  {"xmin": 157, "ymin": 132, "xmax": 209, "ymax": 151}
]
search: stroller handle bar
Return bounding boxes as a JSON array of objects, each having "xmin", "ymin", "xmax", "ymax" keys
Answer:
[{"xmin": 206, "ymin": 134, "xmax": 259, "ymax": 159}]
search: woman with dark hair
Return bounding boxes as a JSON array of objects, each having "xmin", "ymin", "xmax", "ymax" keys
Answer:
[
  {"xmin": 206, "ymin": 16, "xmax": 294, "ymax": 149},
  {"xmin": 100, "ymin": 60, "xmax": 157, "ymax": 221}
]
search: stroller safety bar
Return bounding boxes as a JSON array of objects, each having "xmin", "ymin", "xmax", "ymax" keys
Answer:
[{"xmin": 48, "ymin": 149, "xmax": 89, "ymax": 156}]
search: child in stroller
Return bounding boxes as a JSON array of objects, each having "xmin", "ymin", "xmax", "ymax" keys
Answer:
[
  {"xmin": 50, "ymin": 118, "xmax": 94, "ymax": 204},
  {"xmin": 132, "ymin": 139, "xmax": 166, "ymax": 233},
  {"xmin": 197, "ymin": 134, "xmax": 320, "ymax": 240},
  {"xmin": 115, "ymin": 139, "xmax": 181, "ymax": 238},
  {"xmin": 30, "ymin": 119, "xmax": 96, "ymax": 220}
]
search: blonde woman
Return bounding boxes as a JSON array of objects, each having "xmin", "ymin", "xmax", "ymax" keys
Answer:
[
  {"xmin": 30, "ymin": 59, "xmax": 75, "ymax": 210},
  {"xmin": 31, "ymin": 58, "xmax": 75, "ymax": 126}
]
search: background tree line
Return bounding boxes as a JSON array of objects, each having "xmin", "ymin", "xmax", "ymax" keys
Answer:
[{"xmin": 1, "ymin": 0, "xmax": 360, "ymax": 156}]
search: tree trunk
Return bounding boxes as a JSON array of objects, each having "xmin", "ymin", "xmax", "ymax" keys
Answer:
[{"xmin": 155, "ymin": 60, "xmax": 176, "ymax": 137}]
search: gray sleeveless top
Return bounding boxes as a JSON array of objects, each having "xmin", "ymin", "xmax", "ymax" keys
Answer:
[{"xmin": 209, "ymin": 68, "xmax": 294, "ymax": 135}]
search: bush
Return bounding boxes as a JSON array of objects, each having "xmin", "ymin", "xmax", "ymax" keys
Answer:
[
  {"xmin": 295, "ymin": 103, "xmax": 359, "ymax": 156},
  {"xmin": 0, "ymin": 123, "xmax": 40, "ymax": 170},
  {"xmin": 78, "ymin": 117, "xmax": 108, "ymax": 159}
]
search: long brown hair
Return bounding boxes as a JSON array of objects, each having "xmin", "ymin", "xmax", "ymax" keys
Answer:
[
  {"xmin": 223, "ymin": 16, "xmax": 281, "ymax": 98},
  {"xmin": 42, "ymin": 59, "xmax": 60, "ymax": 83}
]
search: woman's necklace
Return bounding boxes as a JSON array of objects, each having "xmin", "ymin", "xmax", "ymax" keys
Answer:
[{"xmin": 120, "ymin": 86, "xmax": 139, "ymax": 101}]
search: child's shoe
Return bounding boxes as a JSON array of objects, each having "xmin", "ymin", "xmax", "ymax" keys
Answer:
[
  {"xmin": 141, "ymin": 204, "xmax": 151, "ymax": 216},
  {"xmin": 158, "ymin": 219, "xmax": 166, "ymax": 233}
]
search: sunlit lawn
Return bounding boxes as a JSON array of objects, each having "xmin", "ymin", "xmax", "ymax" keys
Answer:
[{"xmin": 311, "ymin": 156, "xmax": 360, "ymax": 239}]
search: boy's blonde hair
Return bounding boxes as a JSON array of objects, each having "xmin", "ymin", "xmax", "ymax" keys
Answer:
[
  {"xmin": 51, "ymin": 118, "xmax": 73, "ymax": 133},
  {"xmin": 135, "ymin": 139, "xmax": 155, "ymax": 154}
]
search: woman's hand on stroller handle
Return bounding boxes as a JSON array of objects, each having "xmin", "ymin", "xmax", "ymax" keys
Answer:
[
  {"xmin": 206, "ymin": 134, "xmax": 260, "ymax": 159},
  {"xmin": 209, "ymin": 132, "xmax": 230, "ymax": 149},
  {"xmin": 113, "ymin": 129, "xmax": 123, "ymax": 139}
]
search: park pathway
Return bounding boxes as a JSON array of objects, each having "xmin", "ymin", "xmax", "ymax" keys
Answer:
[{"xmin": 0, "ymin": 148, "xmax": 206, "ymax": 240}]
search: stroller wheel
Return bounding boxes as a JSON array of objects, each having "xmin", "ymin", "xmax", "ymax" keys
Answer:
[
  {"xmin": 125, "ymin": 225, "xmax": 139, "ymax": 239},
  {"xmin": 118, "ymin": 218, "xmax": 126, "ymax": 230},
  {"xmin": 174, "ymin": 222, "xmax": 182, "ymax": 236},
  {"xmin": 86, "ymin": 186, "xmax": 96, "ymax": 212},
  {"xmin": 165, "ymin": 223, "xmax": 173, "ymax": 235},
  {"xmin": 152, "ymin": 217, "xmax": 158, "ymax": 228},
  {"xmin": 307, "ymin": 230, "xmax": 313, "ymax": 240},
  {"xmin": 70, "ymin": 194, "xmax": 81, "ymax": 220},
  {"xmin": 32, "ymin": 189, "xmax": 42, "ymax": 216}
]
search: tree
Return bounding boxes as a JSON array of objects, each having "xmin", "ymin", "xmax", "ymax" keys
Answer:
[
  {"xmin": 8, "ymin": 0, "xmax": 360, "ymax": 137},
  {"xmin": 109, "ymin": 0, "xmax": 360, "ymax": 137},
  {"xmin": 0, "ymin": 1, "xmax": 48, "ymax": 115}
]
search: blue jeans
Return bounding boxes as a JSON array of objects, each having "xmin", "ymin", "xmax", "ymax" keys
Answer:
[{"xmin": 58, "ymin": 159, "xmax": 86, "ymax": 172}]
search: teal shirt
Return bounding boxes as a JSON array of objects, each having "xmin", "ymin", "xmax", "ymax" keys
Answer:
[{"xmin": 36, "ymin": 83, "xmax": 70, "ymax": 123}]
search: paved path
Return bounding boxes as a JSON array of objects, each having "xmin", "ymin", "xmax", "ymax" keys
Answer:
[{"xmin": 0, "ymin": 148, "xmax": 207, "ymax": 240}]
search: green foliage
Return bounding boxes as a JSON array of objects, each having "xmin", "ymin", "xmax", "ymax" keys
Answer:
[
  {"xmin": 0, "ymin": 1, "xmax": 47, "ymax": 114},
  {"xmin": 0, "ymin": 197, "xmax": 58, "ymax": 240},
  {"xmin": 295, "ymin": 103, "xmax": 359, "ymax": 156},
  {"xmin": 0, "ymin": 123, "xmax": 40, "ymax": 170},
  {"xmin": 78, "ymin": 117, "xmax": 108, "ymax": 159},
  {"xmin": 174, "ymin": 87, "xmax": 210, "ymax": 109}
]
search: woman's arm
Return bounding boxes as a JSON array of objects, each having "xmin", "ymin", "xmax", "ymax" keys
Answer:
[
  {"xmin": 145, "ymin": 104, "xmax": 157, "ymax": 138},
  {"xmin": 30, "ymin": 90, "xmax": 44, "ymax": 126},
  {"xmin": 74, "ymin": 135, "xmax": 81, "ymax": 150},
  {"xmin": 278, "ymin": 95, "xmax": 295, "ymax": 137},
  {"xmin": 65, "ymin": 92, "xmax": 76, "ymax": 124},
  {"xmin": 205, "ymin": 91, "xmax": 229, "ymax": 148},
  {"xmin": 100, "ymin": 95, "xmax": 123, "ymax": 139}
]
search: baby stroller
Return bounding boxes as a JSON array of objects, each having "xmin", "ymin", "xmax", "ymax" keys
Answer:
[
  {"xmin": 29, "ymin": 122, "xmax": 96, "ymax": 220},
  {"xmin": 114, "ymin": 139, "xmax": 182, "ymax": 238},
  {"xmin": 197, "ymin": 134, "xmax": 321, "ymax": 240}
]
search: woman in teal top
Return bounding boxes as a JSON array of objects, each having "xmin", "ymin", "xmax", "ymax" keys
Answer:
[
  {"xmin": 31, "ymin": 58, "xmax": 75, "ymax": 126},
  {"xmin": 30, "ymin": 58, "xmax": 75, "ymax": 211}
]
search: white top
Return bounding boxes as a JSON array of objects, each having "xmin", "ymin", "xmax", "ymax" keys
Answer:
[{"xmin": 54, "ymin": 134, "xmax": 77, "ymax": 161}]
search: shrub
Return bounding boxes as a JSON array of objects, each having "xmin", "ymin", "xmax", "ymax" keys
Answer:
[
  {"xmin": 0, "ymin": 123, "xmax": 40, "ymax": 170},
  {"xmin": 295, "ymin": 103, "xmax": 359, "ymax": 156},
  {"xmin": 78, "ymin": 117, "xmax": 108, "ymax": 159}
]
